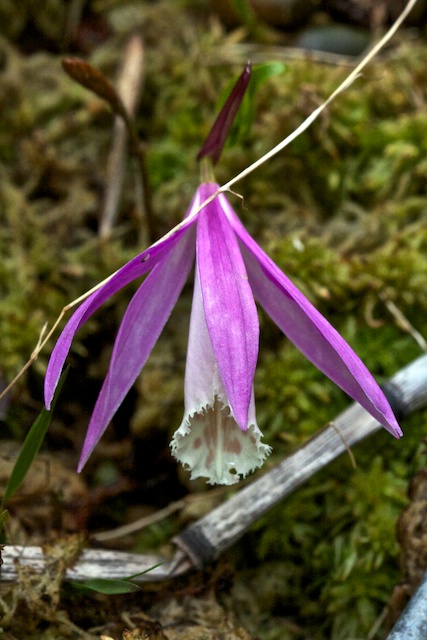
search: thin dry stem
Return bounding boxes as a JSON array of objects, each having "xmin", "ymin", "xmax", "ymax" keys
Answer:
[
  {"xmin": 381, "ymin": 293, "xmax": 427, "ymax": 352},
  {"xmin": 92, "ymin": 484, "xmax": 230, "ymax": 542},
  {"xmin": 329, "ymin": 422, "xmax": 357, "ymax": 469},
  {"xmin": 1, "ymin": 0, "xmax": 418, "ymax": 399},
  {"xmin": 92, "ymin": 500, "xmax": 186, "ymax": 542}
]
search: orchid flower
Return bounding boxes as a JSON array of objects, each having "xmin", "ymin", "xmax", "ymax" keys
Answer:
[{"xmin": 45, "ymin": 65, "xmax": 402, "ymax": 485}]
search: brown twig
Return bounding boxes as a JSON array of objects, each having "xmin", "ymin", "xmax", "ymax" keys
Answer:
[
  {"xmin": 91, "ymin": 485, "xmax": 231, "ymax": 542},
  {"xmin": 92, "ymin": 500, "xmax": 185, "ymax": 542},
  {"xmin": 3, "ymin": 352, "xmax": 427, "ymax": 582},
  {"xmin": 380, "ymin": 292, "xmax": 427, "ymax": 352}
]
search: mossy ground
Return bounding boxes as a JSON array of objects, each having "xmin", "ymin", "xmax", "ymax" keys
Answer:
[{"xmin": 1, "ymin": 2, "xmax": 427, "ymax": 639}]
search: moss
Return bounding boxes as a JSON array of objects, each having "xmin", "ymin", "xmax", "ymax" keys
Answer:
[
  {"xmin": 242, "ymin": 414, "xmax": 426, "ymax": 639},
  {"xmin": 2, "ymin": 2, "xmax": 427, "ymax": 638}
]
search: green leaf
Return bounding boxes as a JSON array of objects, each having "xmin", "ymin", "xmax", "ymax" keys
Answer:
[
  {"xmin": 70, "ymin": 562, "xmax": 164, "ymax": 595},
  {"xmin": 71, "ymin": 578, "xmax": 142, "ymax": 595},
  {"xmin": 251, "ymin": 61, "xmax": 288, "ymax": 85},
  {"xmin": 230, "ymin": 0, "xmax": 257, "ymax": 28},
  {"xmin": 2, "ymin": 367, "xmax": 69, "ymax": 506},
  {"xmin": 124, "ymin": 562, "xmax": 165, "ymax": 581}
]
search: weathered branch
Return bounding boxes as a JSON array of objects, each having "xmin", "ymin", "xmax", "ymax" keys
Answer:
[{"xmin": 2, "ymin": 353, "xmax": 427, "ymax": 583}]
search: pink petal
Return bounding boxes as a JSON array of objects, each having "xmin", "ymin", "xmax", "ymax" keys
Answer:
[
  {"xmin": 170, "ymin": 271, "xmax": 271, "ymax": 485},
  {"xmin": 220, "ymin": 193, "xmax": 402, "ymax": 438},
  {"xmin": 196, "ymin": 183, "xmax": 259, "ymax": 430},
  {"xmin": 45, "ymin": 207, "xmax": 199, "ymax": 409},
  {"xmin": 78, "ymin": 226, "xmax": 196, "ymax": 471}
]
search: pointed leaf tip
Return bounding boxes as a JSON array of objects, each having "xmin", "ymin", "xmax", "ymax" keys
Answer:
[{"xmin": 197, "ymin": 62, "xmax": 252, "ymax": 165}]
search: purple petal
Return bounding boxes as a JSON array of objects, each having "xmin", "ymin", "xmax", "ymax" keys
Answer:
[
  {"xmin": 78, "ymin": 226, "xmax": 196, "ymax": 471},
  {"xmin": 220, "ymin": 194, "xmax": 402, "ymax": 438},
  {"xmin": 45, "ymin": 206, "xmax": 199, "ymax": 410},
  {"xmin": 196, "ymin": 183, "xmax": 259, "ymax": 431}
]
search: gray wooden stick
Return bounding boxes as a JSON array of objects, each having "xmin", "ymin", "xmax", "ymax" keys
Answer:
[
  {"xmin": 2, "ymin": 353, "xmax": 427, "ymax": 582},
  {"xmin": 386, "ymin": 570, "xmax": 427, "ymax": 639},
  {"xmin": 173, "ymin": 353, "xmax": 427, "ymax": 566}
]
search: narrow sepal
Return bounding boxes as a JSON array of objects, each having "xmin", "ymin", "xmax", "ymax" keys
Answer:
[
  {"xmin": 197, "ymin": 63, "xmax": 251, "ymax": 164},
  {"xmin": 78, "ymin": 229, "xmax": 196, "ymax": 470},
  {"xmin": 45, "ymin": 207, "xmax": 199, "ymax": 409},
  {"xmin": 221, "ymin": 193, "xmax": 402, "ymax": 438}
]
